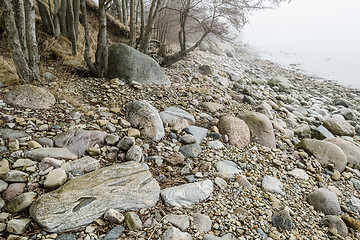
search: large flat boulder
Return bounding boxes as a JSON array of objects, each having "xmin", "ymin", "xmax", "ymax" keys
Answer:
[
  {"xmin": 297, "ymin": 139, "xmax": 347, "ymax": 172},
  {"xmin": 4, "ymin": 84, "xmax": 56, "ymax": 109},
  {"xmin": 30, "ymin": 161, "xmax": 160, "ymax": 232},
  {"xmin": 126, "ymin": 100, "xmax": 165, "ymax": 141},
  {"xmin": 107, "ymin": 43, "xmax": 170, "ymax": 85},
  {"xmin": 323, "ymin": 116, "xmax": 355, "ymax": 136},
  {"xmin": 0, "ymin": 129, "xmax": 29, "ymax": 139},
  {"xmin": 53, "ymin": 129, "xmax": 107, "ymax": 157}
]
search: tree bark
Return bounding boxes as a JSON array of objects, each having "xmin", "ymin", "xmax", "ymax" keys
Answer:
[
  {"xmin": 53, "ymin": 0, "xmax": 61, "ymax": 37},
  {"xmin": 59, "ymin": 0, "xmax": 68, "ymax": 37},
  {"xmin": 129, "ymin": 0, "xmax": 136, "ymax": 47},
  {"xmin": 37, "ymin": 0, "xmax": 55, "ymax": 35},
  {"xmin": 24, "ymin": 0, "xmax": 40, "ymax": 80},
  {"xmin": 80, "ymin": 0, "xmax": 96, "ymax": 74},
  {"xmin": 121, "ymin": 0, "xmax": 128, "ymax": 25},
  {"xmin": 114, "ymin": 0, "xmax": 122, "ymax": 21},
  {"xmin": 1, "ymin": 0, "xmax": 34, "ymax": 82},
  {"xmin": 139, "ymin": 0, "xmax": 161, "ymax": 54},
  {"xmin": 95, "ymin": 0, "xmax": 108, "ymax": 77},
  {"xmin": 73, "ymin": 0, "xmax": 80, "ymax": 38},
  {"xmin": 66, "ymin": 0, "xmax": 77, "ymax": 54},
  {"xmin": 13, "ymin": 0, "xmax": 28, "ymax": 60}
]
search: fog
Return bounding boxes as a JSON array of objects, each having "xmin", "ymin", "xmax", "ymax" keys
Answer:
[{"xmin": 242, "ymin": 0, "xmax": 360, "ymax": 88}]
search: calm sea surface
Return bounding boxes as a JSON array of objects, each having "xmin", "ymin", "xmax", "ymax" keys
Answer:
[{"xmin": 242, "ymin": 0, "xmax": 360, "ymax": 89}]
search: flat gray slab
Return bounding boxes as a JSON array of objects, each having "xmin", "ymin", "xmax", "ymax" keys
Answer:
[
  {"xmin": 25, "ymin": 148, "xmax": 77, "ymax": 161},
  {"xmin": 30, "ymin": 161, "xmax": 160, "ymax": 232}
]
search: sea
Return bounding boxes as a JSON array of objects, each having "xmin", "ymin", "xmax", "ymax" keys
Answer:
[{"xmin": 242, "ymin": 0, "xmax": 360, "ymax": 89}]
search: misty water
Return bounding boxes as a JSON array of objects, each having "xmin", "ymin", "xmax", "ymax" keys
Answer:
[{"xmin": 242, "ymin": 0, "xmax": 360, "ymax": 89}]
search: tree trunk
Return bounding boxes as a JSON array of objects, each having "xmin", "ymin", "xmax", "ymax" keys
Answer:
[
  {"xmin": 53, "ymin": 0, "xmax": 61, "ymax": 37},
  {"xmin": 73, "ymin": 0, "xmax": 80, "ymax": 38},
  {"xmin": 24, "ymin": 0, "xmax": 40, "ymax": 80},
  {"xmin": 1, "ymin": 0, "xmax": 35, "ymax": 83},
  {"xmin": 66, "ymin": 0, "xmax": 77, "ymax": 54},
  {"xmin": 163, "ymin": 30, "xmax": 210, "ymax": 67},
  {"xmin": 139, "ymin": 0, "xmax": 144, "ymax": 44},
  {"xmin": 95, "ymin": 0, "xmax": 108, "ymax": 77},
  {"xmin": 114, "ymin": 0, "xmax": 122, "ymax": 21},
  {"xmin": 59, "ymin": 0, "xmax": 68, "ymax": 37},
  {"xmin": 121, "ymin": 0, "xmax": 128, "ymax": 25},
  {"xmin": 80, "ymin": 0, "xmax": 96, "ymax": 74},
  {"xmin": 139, "ymin": 0, "xmax": 161, "ymax": 54},
  {"xmin": 13, "ymin": 0, "xmax": 28, "ymax": 60},
  {"xmin": 37, "ymin": 0, "xmax": 55, "ymax": 35},
  {"xmin": 129, "ymin": 0, "xmax": 136, "ymax": 47}
]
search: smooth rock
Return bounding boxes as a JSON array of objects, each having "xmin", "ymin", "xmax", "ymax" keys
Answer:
[
  {"xmin": 166, "ymin": 215, "xmax": 190, "ymax": 231},
  {"xmin": 125, "ymin": 145, "xmax": 143, "ymax": 162},
  {"xmin": 215, "ymin": 177, "xmax": 227, "ymax": 190},
  {"xmin": 4, "ymin": 170, "xmax": 29, "ymax": 182},
  {"xmin": 44, "ymin": 168, "xmax": 67, "ymax": 189},
  {"xmin": 53, "ymin": 129, "xmax": 107, "ymax": 157},
  {"xmin": 0, "ymin": 129, "xmax": 29, "ymax": 139},
  {"xmin": 179, "ymin": 134, "xmax": 196, "ymax": 144},
  {"xmin": 262, "ymin": 176, "xmax": 283, "ymax": 194},
  {"xmin": 0, "ymin": 159, "xmax": 10, "ymax": 177},
  {"xmin": 297, "ymin": 139, "xmax": 348, "ymax": 172},
  {"xmin": 311, "ymin": 125, "xmax": 334, "ymax": 140},
  {"xmin": 124, "ymin": 212, "xmax": 142, "ymax": 230},
  {"xmin": 287, "ymin": 168, "xmax": 309, "ymax": 180},
  {"xmin": 104, "ymin": 209, "xmax": 125, "ymax": 224},
  {"xmin": 25, "ymin": 148, "xmax": 77, "ymax": 161},
  {"xmin": 235, "ymin": 175, "xmax": 253, "ymax": 188},
  {"xmin": 324, "ymin": 117, "xmax": 355, "ymax": 136},
  {"xmin": 321, "ymin": 215, "xmax": 348, "ymax": 237},
  {"xmin": 307, "ymin": 188, "xmax": 341, "ymax": 215},
  {"xmin": 4, "ymin": 84, "xmax": 56, "ymax": 109},
  {"xmin": 193, "ymin": 213, "xmax": 212, "ymax": 233},
  {"xmin": 6, "ymin": 219, "xmax": 31, "ymax": 234},
  {"xmin": 351, "ymin": 178, "xmax": 360, "ymax": 190},
  {"xmin": 117, "ymin": 136, "xmax": 135, "ymax": 151},
  {"xmin": 2, "ymin": 183, "xmax": 26, "ymax": 200},
  {"xmin": 13, "ymin": 159, "xmax": 37, "ymax": 168},
  {"xmin": 180, "ymin": 143, "xmax": 202, "ymax": 158},
  {"xmin": 161, "ymin": 180, "xmax": 213, "ymax": 207},
  {"xmin": 30, "ymin": 161, "xmax": 160, "ymax": 232},
  {"xmin": 106, "ymin": 135, "xmax": 120, "ymax": 145},
  {"xmin": 240, "ymin": 111, "xmax": 276, "ymax": 148},
  {"xmin": 6, "ymin": 192, "xmax": 37, "ymax": 213},
  {"xmin": 185, "ymin": 126, "xmax": 208, "ymax": 144},
  {"xmin": 0, "ymin": 180, "xmax": 8, "ymax": 193},
  {"xmin": 215, "ymin": 160, "xmax": 241, "ymax": 179},
  {"xmin": 126, "ymin": 100, "xmax": 165, "ymax": 141},
  {"xmin": 217, "ymin": 115, "xmax": 250, "ymax": 147},
  {"xmin": 207, "ymin": 140, "xmax": 224, "ymax": 149},
  {"xmin": 55, "ymin": 234, "xmax": 77, "ymax": 240},
  {"xmin": 102, "ymin": 226, "xmax": 124, "ymax": 240},
  {"xmin": 71, "ymin": 156, "xmax": 100, "ymax": 175},
  {"xmin": 346, "ymin": 197, "xmax": 360, "ymax": 213},
  {"xmin": 325, "ymin": 138, "xmax": 360, "ymax": 167},
  {"xmin": 39, "ymin": 157, "xmax": 63, "ymax": 171},
  {"xmin": 202, "ymin": 102, "xmax": 224, "ymax": 113},
  {"xmin": 36, "ymin": 137, "xmax": 54, "ymax": 147},
  {"xmin": 161, "ymin": 227, "xmax": 192, "ymax": 240},
  {"xmin": 342, "ymin": 214, "xmax": 360, "ymax": 231},
  {"xmin": 267, "ymin": 76, "xmax": 290, "ymax": 92},
  {"xmin": 107, "ymin": 43, "xmax": 170, "ymax": 85},
  {"xmin": 159, "ymin": 107, "xmax": 195, "ymax": 128}
]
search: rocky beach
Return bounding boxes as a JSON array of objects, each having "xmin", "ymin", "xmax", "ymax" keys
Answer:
[{"xmin": 0, "ymin": 42, "xmax": 360, "ymax": 240}]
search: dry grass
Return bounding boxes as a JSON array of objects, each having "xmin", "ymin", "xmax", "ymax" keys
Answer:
[{"xmin": 0, "ymin": 52, "xmax": 20, "ymax": 85}]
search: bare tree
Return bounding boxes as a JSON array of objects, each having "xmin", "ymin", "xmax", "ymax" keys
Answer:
[
  {"xmin": 129, "ymin": 0, "xmax": 136, "ymax": 47},
  {"xmin": 1, "ymin": 0, "xmax": 40, "ymax": 83},
  {"xmin": 81, "ymin": 0, "xmax": 109, "ymax": 77}
]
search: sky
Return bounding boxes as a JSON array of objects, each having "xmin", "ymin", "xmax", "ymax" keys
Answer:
[
  {"xmin": 243, "ymin": 0, "xmax": 360, "ymax": 58},
  {"xmin": 242, "ymin": 0, "xmax": 360, "ymax": 87}
]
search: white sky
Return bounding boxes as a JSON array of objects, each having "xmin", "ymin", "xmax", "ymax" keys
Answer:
[{"xmin": 243, "ymin": 0, "xmax": 360, "ymax": 58}]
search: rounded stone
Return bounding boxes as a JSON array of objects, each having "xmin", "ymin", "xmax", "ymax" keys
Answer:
[{"xmin": 44, "ymin": 168, "xmax": 67, "ymax": 189}]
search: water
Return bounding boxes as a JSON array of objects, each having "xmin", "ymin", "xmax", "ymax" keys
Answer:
[{"xmin": 242, "ymin": 0, "xmax": 360, "ymax": 89}]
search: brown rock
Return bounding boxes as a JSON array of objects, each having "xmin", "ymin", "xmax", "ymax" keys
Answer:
[
  {"xmin": 342, "ymin": 214, "xmax": 360, "ymax": 231},
  {"xmin": 165, "ymin": 152, "xmax": 185, "ymax": 166},
  {"xmin": 2, "ymin": 183, "xmax": 26, "ymax": 201},
  {"xmin": 217, "ymin": 115, "xmax": 250, "ymax": 147}
]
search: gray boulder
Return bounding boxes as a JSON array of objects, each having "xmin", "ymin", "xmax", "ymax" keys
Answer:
[
  {"xmin": 159, "ymin": 107, "xmax": 195, "ymax": 128},
  {"xmin": 161, "ymin": 180, "xmax": 213, "ymax": 208},
  {"xmin": 217, "ymin": 115, "xmax": 250, "ymax": 147},
  {"xmin": 297, "ymin": 139, "xmax": 347, "ymax": 172},
  {"xmin": 161, "ymin": 227, "xmax": 192, "ymax": 240},
  {"xmin": 321, "ymin": 215, "xmax": 348, "ymax": 237},
  {"xmin": 0, "ymin": 129, "xmax": 29, "ymax": 139},
  {"xmin": 239, "ymin": 111, "xmax": 276, "ymax": 148},
  {"xmin": 185, "ymin": 126, "xmax": 208, "ymax": 144},
  {"xmin": 30, "ymin": 161, "xmax": 160, "ymax": 232},
  {"xmin": 325, "ymin": 138, "xmax": 360, "ymax": 167},
  {"xmin": 307, "ymin": 188, "xmax": 341, "ymax": 215},
  {"xmin": 107, "ymin": 43, "xmax": 170, "ymax": 85},
  {"xmin": 323, "ymin": 117, "xmax": 355, "ymax": 136},
  {"xmin": 53, "ymin": 129, "xmax": 107, "ymax": 157},
  {"xmin": 267, "ymin": 76, "xmax": 290, "ymax": 92},
  {"xmin": 126, "ymin": 100, "xmax": 165, "ymax": 141},
  {"xmin": 4, "ymin": 84, "xmax": 56, "ymax": 109}
]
